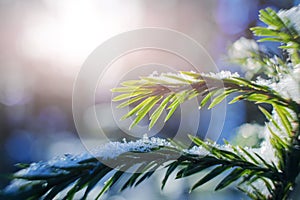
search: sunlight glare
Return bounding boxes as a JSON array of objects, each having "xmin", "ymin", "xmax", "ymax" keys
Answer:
[{"xmin": 21, "ymin": 0, "xmax": 142, "ymax": 74}]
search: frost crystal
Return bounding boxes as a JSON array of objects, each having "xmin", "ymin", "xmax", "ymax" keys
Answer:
[
  {"xmin": 148, "ymin": 71, "xmax": 239, "ymax": 85},
  {"xmin": 148, "ymin": 72, "xmax": 197, "ymax": 84},
  {"xmin": 274, "ymin": 76, "xmax": 300, "ymax": 103},
  {"xmin": 92, "ymin": 134, "xmax": 173, "ymax": 159},
  {"xmin": 200, "ymin": 71, "xmax": 240, "ymax": 79},
  {"xmin": 255, "ymin": 70, "xmax": 300, "ymax": 103},
  {"xmin": 184, "ymin": 145, "xmax": 209, "ymax": 155}
]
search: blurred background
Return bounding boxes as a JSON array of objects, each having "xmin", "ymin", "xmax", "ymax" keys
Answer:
[{"xmin": 0, "ymin": 0, "xmax": 298, "ymax": 199}]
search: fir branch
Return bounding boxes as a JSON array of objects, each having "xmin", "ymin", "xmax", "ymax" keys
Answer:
[
  {"xmin": 228, "ymin": 37, "xmax": 292, "ymax": 80},
  {"xmin": 0, "ymin": 136, "xmax": 284, "ymax": 200},
  {"xmin": 112, "ymin": 71, "xmax": 296, "ymax": 129},
  {"xmin": 251, "ymin": 7, "xmax": 300, "ymax": 65}
]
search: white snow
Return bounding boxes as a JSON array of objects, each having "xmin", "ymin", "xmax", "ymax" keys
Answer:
[
  {"xmin": 228, "ymin": 37, "xmax": 260, "ymax": 78},
  {"xmin": 4, "ymin": 133, "xmax": 283, "ymax": 198},
  {"xmin": 255, "ymin": 70, "xmax": 300, "ymax": 104},
  {"xmin": 184, "ymin": 145, "xmax": 209, "ymax": 156},
  {"xmin": 200, "ymin": 71, "xmax": 240, "ymax": 79},
  {"xmin": 147, "ymin": 71, "xmax": 197, "ymax": 84},
  {"xmin": 91, "ymin": 135, "xmax": 173, "ymax": 159},
  {"xmin": 147, "ymin": 71, "xmax": 240, "ymax": 85},
  {"xmin": 228, "ymin": 37, "xmax": 259, "ymax": 60},
  {"xmin": 278, "ymin": 6, "xmax": 300, "ymax": 34}
]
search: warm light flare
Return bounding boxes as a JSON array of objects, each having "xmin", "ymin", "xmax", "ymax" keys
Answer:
[{"xmin": 20, "ymin": 0, "xmax": 142, "ymax": 71}]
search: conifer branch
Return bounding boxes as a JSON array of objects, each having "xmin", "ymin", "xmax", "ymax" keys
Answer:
[
  {"xmin": 112, "ymin": 71, "xmax": 296, "ymax": 129},
  {"xmin": 0, "ymin": 136, "xmax": 285, "ymax": 200}
]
